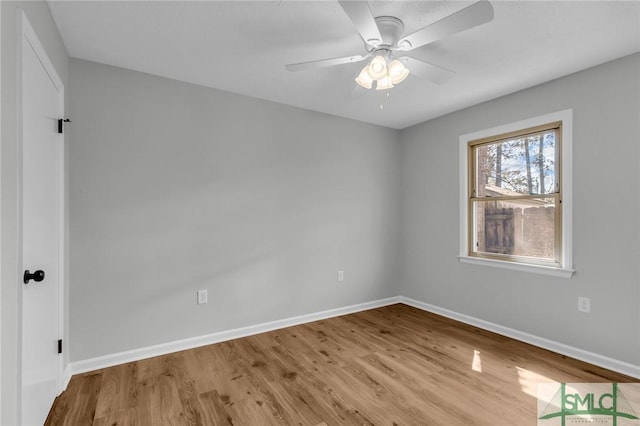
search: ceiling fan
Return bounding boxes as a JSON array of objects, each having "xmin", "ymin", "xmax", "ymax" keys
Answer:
[{"xmin": 286, "ymin": 0, "xmax": 494, "ymax": 91}]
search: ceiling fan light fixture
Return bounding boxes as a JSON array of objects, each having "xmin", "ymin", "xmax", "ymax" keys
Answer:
[
  {"xmin": 367, "ymin": 54, "xmax": 387, "ymax": 80},
  {"xmin": 355, "ymin": 66, "xmax": 374, "ymax": 89},
  {"xmin": 375, "ymin": 75, "xmax": 394, "ymax": 91},
  {"xmin": 388, "ymin": 59, "xmax": 409, "ymax": 84},
  {"xmin": 357, "ymin": 54, "xmax": 406, "ymax": 91}
]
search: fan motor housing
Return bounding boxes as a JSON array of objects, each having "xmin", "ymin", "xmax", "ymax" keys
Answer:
[{"xmin": 374, "ymin": 16, "xmax": 405, "ymax": 48}]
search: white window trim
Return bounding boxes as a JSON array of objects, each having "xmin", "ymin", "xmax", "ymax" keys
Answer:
[{"xmin": 458, "ymin": 109, "xmax": 575, "ymax": 278}]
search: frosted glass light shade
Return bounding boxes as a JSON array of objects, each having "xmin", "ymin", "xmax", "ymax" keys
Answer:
[
  {"xmin": 355, "ymin": 66, "xmax": 374, "ymax": 89},
  {"xmin": 375, "ymin": 76, "xmax": 394, "ymax": 91},
  {"xmin": 367, "ymin": 55, "xmax": 387, "ymax": 80},
  {"xmin": 388, "ymin": 59, "xmax": 409, "ymax": 84},
  {"xmin": 354, "ymin": 54, "xmax": 409, "ymax": 90}
]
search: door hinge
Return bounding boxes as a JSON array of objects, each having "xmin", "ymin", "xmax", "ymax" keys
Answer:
[
  {"xmin": 58, "ymin": 339, "xmax": 62, "ymax": 354},
  {"xmin": 58, "ymin": 118, "xmax": 71, "ymax": 134}
]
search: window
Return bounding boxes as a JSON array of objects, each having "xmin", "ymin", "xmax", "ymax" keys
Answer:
[
  {"xmin": 459, "ymin": 110, "xmax": 574, "ymax": 277},
  {"xmin": 471, "ymin": 123, "xmax": 560, "ymax": 264}
]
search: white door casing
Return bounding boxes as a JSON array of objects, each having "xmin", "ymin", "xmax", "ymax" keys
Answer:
[{"xmin": 17, "ymin": 10, "xmax": 65, "ymax": 426}]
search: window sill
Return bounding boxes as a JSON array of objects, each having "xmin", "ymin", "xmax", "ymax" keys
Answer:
[{"xmin": 458, "ymin": 256, "xmax": 575, "ymax": 278}]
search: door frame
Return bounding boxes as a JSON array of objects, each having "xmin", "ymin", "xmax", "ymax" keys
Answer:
[{"xmin": 16, "ymin": 9, "xmax": 66, "ymax": 420}]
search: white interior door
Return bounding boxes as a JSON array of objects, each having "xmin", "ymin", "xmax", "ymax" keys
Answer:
[{"xmin": 19, "ymin": 12, "xmax": 64, "ymax": 426}]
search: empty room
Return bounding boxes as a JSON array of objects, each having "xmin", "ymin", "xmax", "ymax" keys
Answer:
[{"xmin": 1, "ymin": 0, "xmax": 639, "ymax": 425}]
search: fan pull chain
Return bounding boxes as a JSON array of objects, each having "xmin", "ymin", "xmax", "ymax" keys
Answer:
[{"xmin": 379, "ymin": 91, "xmax": 391, "ymax": 111}]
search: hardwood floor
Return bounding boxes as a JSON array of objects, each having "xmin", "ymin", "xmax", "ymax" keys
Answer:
[{"xmin": 46, "ymin": 304, "xmax": 635, "ymax": 425}]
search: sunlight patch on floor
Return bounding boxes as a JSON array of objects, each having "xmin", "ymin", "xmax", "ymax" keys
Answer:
[
  {"xmin": 516, "ymin": 366, "xmax": 558, "ymax": 398},
  {"xmin": 471, "ymin": 349, "xmax": 482, "ymax": 373}
]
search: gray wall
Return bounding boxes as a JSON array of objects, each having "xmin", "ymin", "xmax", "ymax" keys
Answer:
[
  {"xmin": 69, "ymin": 54, "xmax": 640, "ymax": 370},
  {"xmin": 1, "ymin": 2, "xmax": 69, "ymax": 424},
  {"xmin": 68, "ymin": 59, "xmax": 400, "ymax": 361},
  {"xmin": 399, "ymin": 53, "xmax": 640, "ymax": 365}
]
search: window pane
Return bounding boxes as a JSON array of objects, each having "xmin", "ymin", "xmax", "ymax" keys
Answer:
[
  {"xmin": 475, "ymin": 131, "xmax": 556, "ymax": 196},
  {"xmin": 473, "ymin": 198, "xmax": 557, "ymax": 261}
]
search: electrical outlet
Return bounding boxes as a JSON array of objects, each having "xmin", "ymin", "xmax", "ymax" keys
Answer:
[
  {"xmin": 578, "ymin": 296, "xmax": 590, "ymax": 313},
  {"xmin": 197, "ymin": 289, "xmax": 208, "ymax": 305},
  {"xmin": 337, "ymin": 270, "xmax": 344, "ymax": 282}
]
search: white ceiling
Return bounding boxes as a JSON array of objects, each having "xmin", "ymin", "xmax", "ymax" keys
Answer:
[{"xmin": 48, "ymin": 1, "xmax": 640, "ymax": 129}]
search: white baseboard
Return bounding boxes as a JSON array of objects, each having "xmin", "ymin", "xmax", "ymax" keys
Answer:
[
  {"xmin": 61, "ymin": 363, "xmax": 72, "ymax": 392},
  {"xmin": 399, "ymin": 296, "xmax": 640, "ymax": 379},
  {"xmin": 67, "ymin": 294, "xmax": 639, "ymax": 388},
  {"xmin": 69, "ymin": 296, "xmax": 402, "ymax": 376}
]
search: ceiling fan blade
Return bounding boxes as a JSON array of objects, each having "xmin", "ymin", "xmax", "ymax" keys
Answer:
[
  {"xmin": 286, "ymin": 53, "xmax": 370, "ymax": 72},
  {"xmin": 402, "ymin": 57, "xmax": 455, "ymax": 85},
  {"xmin": 397, "ymin": 0, "xmax": 494, "ymax": 51},
  {"xmin": 338, "ymin": 1, "xmax": 383, "ymax": 47}
]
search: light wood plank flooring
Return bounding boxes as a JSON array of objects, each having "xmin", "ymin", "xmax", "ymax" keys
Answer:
[{"xmin": 46, "ymin": 304, "xmax": 635, "ymax": 425}]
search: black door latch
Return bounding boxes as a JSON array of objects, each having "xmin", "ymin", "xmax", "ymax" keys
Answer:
[{"xmin": 23, "ymin": 270, "xmax": 45, "ymax": 284}]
